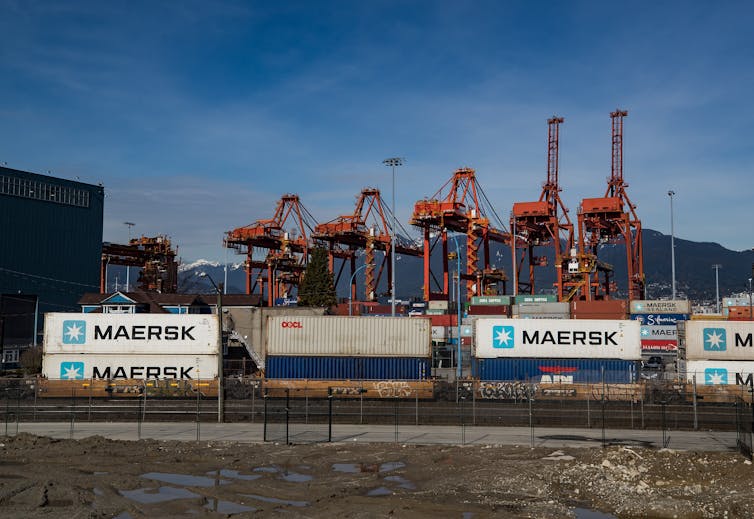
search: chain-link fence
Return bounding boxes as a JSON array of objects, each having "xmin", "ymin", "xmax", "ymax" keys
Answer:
[{"xmin": 0, "ymin": 375, "xmax": 749, "ymax": 453}]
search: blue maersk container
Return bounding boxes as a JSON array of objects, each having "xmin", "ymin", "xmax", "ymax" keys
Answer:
[
  {"xmin": 473, "ymin": 358, "xmax": 638, "ymax": 384},
  {"xmin": 266, "ymin": 356, "xmax": 430, "ymax": 380}
]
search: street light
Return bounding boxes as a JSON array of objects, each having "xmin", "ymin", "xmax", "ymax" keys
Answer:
[
  {"xmin": 712, "ymin": 264, "xmax": 722, "ymax": 314},
  {"xmin": 450, "ymin": 234, "xmax": 462, "ymax": 380},
  {"xmin": 383, "ymin": 157, "xmax": 403, "ymax": 317},
  {"xmin": 348, "ymin": 263, "xmax": 369, "ymax": 316},
  {"xmin": 668, "ymin": 190, "xmax": 676, "ymax": 300},
  {"xmin": 749, "ymin": 278, "xmax": 753, "ymax": 322},
  {"xmin": 200, "ymin": 272, "xmax": 224, "ymax": 423},
  {"xmin": 124, "ymin": 222, "xmax": 135, "ymax": 291}
]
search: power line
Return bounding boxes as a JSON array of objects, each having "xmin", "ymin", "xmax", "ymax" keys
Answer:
[{"xmin": 0, "ymin": 267, "xmax": 99, "ymax": 289}]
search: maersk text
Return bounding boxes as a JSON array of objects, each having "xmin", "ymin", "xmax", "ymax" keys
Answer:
[
  {"xmin": 522, "ymin": 330, "xmax": 619, "ymax": 346},
  {"xmin": 93, "ymin": 325, "xmax": 196, "ymax": 341}
]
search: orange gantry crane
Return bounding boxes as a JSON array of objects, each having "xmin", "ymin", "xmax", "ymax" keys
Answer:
[
  {"xmin": 410, "ymin": 167, "xmax": 508, "ymax": 302},
  {"xmin": 225, "ymin": 194, "xmax": 317, "ymax": 306},
  {"xmin": 510, "ymin": 116, "xmax": 577, "ymax": 300},
  {"xmin": 575, "ymin": 109, "xmax": 645, "ymax": 301},
  {"xmin": 314, "ymin": 188, "xmax": 422, "ymax": 303},
  {"xmin": 100, "ymin": 235, "xmax": 178, "ymax": 293}
]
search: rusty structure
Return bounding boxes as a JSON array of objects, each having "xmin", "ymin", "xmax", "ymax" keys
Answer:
[
  {"xmin": 410, "ymin": 168, "xmax": 509, "ymax": 302},
  {"xmin": 100, "ymin": 235, "xmax": 178, "ymax": 293},
  {"xmin": 225, "ymin": 194, "xmax": 317, "ymax": 306},
  {"xmin": 314, "ymin": 188, "xmax": 422, "ymax": 303},
  {"xmin": 575, "ymin": 109, "xmax": 645, "ymax": 301},
  {"xmin": 510, "ymin": 116, "xmax": 577, "ymax": 299}
]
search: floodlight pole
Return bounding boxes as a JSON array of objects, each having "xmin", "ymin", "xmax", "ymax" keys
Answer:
[
  {"xmin": 451, "ymin": 234, "xmax": 462, "ymax": 379},
  {"xmin": 668, "ymin": 190, "xmax": 676, "ymax": 300},
  {"xmin": 712, "ymin": 264, "xmax": 722, "ymax": 314},
  {"xmin": 201, "ymin": 272, "xmax": 224, "ymax": 423},
  {"xmin": 383, "ymin": 157, "xmax": 403, "ymax": 316}
]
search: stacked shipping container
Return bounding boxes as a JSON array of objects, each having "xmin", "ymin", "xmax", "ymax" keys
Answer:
[
  {"xmin": 473, "ymin": 318, "xmax": 641, "ymax": 383},
  {"xmin": 265, "ymin": 316, "xmax": 431, "ymax": 380},
  {"xmin": 683, "ymin": 321, "xmax": 754, "ymax": 386},
  {"xmin": 630, "ymin": 300, "xmax": 690, "ymax": 354},
  {"xmin": 42, "ymin": 313, "xmax": 220, "ymax": 380}
]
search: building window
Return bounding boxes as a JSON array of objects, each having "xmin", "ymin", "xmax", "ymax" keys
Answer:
[
  {"xmin": 2, "ymin": 349, "xmax": 19, "ymax": 363},
  {"xmin": 103, "ymin": 305, "xmax": 134, "ymax": 314},
  {"xmin": 0, "ymin": 175, "xmax": 91, "ymax": 207}
]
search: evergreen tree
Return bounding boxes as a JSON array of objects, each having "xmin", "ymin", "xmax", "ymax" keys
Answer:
[{"xmin": 298, "ymin": 246, "xmax": 337, "ymax": 307}]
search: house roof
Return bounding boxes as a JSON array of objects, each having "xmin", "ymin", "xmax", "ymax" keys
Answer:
[{"xmin": 78, "ymin": 291, "xmax": 263, "ymax": 310}]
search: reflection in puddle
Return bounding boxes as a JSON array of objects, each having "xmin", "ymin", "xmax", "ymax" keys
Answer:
[
  {"xmin": 253, "ymin": 466, "xmax": 279, "ymax": 473},
  {"xmin": 379, "ymin": 462, "xmax": 406, "ymax": 473},
  {"xmin": 93, "ymin": 487, "xmax": 103, "ymax": 496},
  {"xmin": 205, "ymin": 498, "xmax": 257, "ymax": 514},
  {"xmin": 140, "ymin": 472, "xmax": 229, "ymax": 487},
  {"xmin": 462, "ymin": 513, "xmax": 474, "ymax": 519},
  {"xmin": 207, "ymin": 469, "xmax": 262, "ymax": 481},
  {"xmin": 573, "ymin": 508, "xmax": 618, "ymax": 519},
  {"xmin": 367, "ymin": 486, "xmax": 393, "ymax": 497},
  {"xmin": 241, "ymin": 493, "xmax": 310, "ymax": 507},
  {"xmin": 119, "ymin": 486, "xmax": 200, "ymax": 504},
  {"xmin": 281, "ymin": 471, "xmax": 313, "ymax": 483},
  {"xmin": 332, "ymin": 463, "xmax": 361, "ymax": 473},
  {"xmin": 384, "ymin": 475, "xmax": 416, "ymax": 490}
]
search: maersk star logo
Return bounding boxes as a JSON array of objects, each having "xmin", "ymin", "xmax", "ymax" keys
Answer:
[
  {"xmin": 704, "ymin": 368, "xmax": 728, "ymax": 385},
  {"xmin": 703, "ymin": 328, "xmax": 726, "ymax": 351},
  {"xmin": 640, "ymin": 327, "xmax": 651, "ymax": 337},
  {"xmin": 492, "ymin": 325, "xmax": 514, "ymax": 348},
  {"xmin": 62, "ymin": 320, "xmax": 86, "ymax": 344},
  {"xmin": 60, "ymin": 362, "xmax": 84, "ymax": 380}
]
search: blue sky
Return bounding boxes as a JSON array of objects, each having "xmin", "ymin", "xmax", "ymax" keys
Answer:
[{"xmin": 2, "ymin": 1, "xmax": 753, "ymax": 262}]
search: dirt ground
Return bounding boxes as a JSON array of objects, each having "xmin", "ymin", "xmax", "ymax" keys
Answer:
[{"xmin": 1, "ymin": 433, "xmax": 754, "ymax": 518}]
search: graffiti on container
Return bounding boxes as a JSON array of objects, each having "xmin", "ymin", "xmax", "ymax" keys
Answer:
[
  {"xmin": 331, "ymin": 386, "xmax": 363, "ymax": 396},
  {"xmin": 374, "ymin": 381, "xmax": 412, "ymax": 398},
  {"xmin": 478, "ymin": 381, "xmax": 536, "ymax": 401},
  {"xmin": 457, "ymin": 381, "xmax": 475, "ymax": 400}
]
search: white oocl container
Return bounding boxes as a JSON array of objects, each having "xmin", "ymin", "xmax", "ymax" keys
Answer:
[
  {"xmin": 684, "ymin": 321, "xmax": 754, "ymax": 361},
  {"xmin": 685, "ymin": 360, "xmax": 754, "ymax": 386},
  {"xmin": 266, "ymin": 316, "xmax": 431, "ymax": 357},
  {"xmin": 474, "ymin": 319, "xmax": 641, "ymax": 360},
  {"xmin": 42, "ymin": 353, "xmax": 218, "ymax": 380},
  {"xmin": 630, "ymin": 300, "xmax": 691, "ymax": 315},
  {"xmin": 43, "ymin": 313, "xmax": 219, "ymax": 355}
]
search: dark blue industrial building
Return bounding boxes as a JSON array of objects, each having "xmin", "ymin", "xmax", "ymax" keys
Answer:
[{"xmin": 0, "ymin": 166, "xmax": 104, "ymax": 365}]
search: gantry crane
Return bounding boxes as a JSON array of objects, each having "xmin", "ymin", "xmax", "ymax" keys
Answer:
[
  {"xmin": 575, "ymin": 109, "xmax": 645, "ymax": 301},
  {"xmin": 225, "ymin": 194, "xmax": 318, "ymax": 306},
  {"xmin": 510, "ymin": 116, "xmax": 577, "ymax": 300},
  {"xmin": 410, "ymin": 168, "xmax": 508, "ymax": 302},
  {"xmin": 314, "ymin": 188, "xmax": 422, "ymax": 304},
  {"xmin": 100, "ymin": 235, "xmax": 178, "ymax": 293}
]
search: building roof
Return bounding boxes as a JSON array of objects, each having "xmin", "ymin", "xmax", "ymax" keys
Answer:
[{"xmin": 78, "ymin": 291, "xmax": 263, "ymax": 310}]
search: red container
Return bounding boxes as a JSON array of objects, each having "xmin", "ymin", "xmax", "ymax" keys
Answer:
[
  {"xmin": 570, "ymin": 299, "xmax": 628, "ymax": 319},
  {"xmin": 728, "ymin": 306, "xmax": 753, "ymax": 320},
  {"xmin": 467, "ymin": 305, "xmax": 511, "ymax": 316},
  {"xmin": 429, "ymin": 314, "xmax": 458, "ymax": 327}
]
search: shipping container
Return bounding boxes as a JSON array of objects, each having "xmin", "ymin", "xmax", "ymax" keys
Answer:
[
  {"xmin": 513, "ymin": 313, "xmax": 570, "ymax": 320},
  {"xmin": 685, "ymin": 360, "xmax": 754, "ymax": 386},
  {"xmin": 684, "ymin": 321, "xmax": 754, "ymax": 361},
  {"xmin": 43, "ymin": 313, "xmax": 219, "ymax": 355},
  {"xmin": 724, "ymin": 297, "xmax": 752, "ymax": 308},
  {"xmin": 514, "ymin": 295, "xmax": 558, "ymax": 304},
  {"xmin": 513, "ymin": 302, "xmax": 570, "ymax": 315},
  {"xmin": 630, "ymin": 313, "xmax": 689, "ymax": 326},
  {"xmin": 471, "ymin": 295, "xmax": 512, "ymax": 306},
  {"xmin": 428, "ymin": 300, "xmax": 449, "ymax": 310},
  {"xmin": 467, "ymin": 305, "xmax": 510, "ymax": 316},
  {"xmin": 474, "ymin": 318, "xmax": 641, "ymax": 360},
  {"xmin": 570, "ymin": 299, "xmax": 628, "ymax": 317},
  {"xmin": 431, "ymin": 326, "xmax": 446, "ymax": 340},
  {"xmin": 265, "ymin": 356, "xmax": 429, "ymax": 380},
  {"xmin": 473, "ymin": 358, "xmax": 638, "ymax": 384},
  {"xmin": 428, "ymin": 314, "xmax": 458, "ymax": 327},
  {"xmin": 42, "ymin": 353, "xmax": 218, "ymax": 380},
  {"xmin": 266, "ymin": 316, "xmax": 431, "ymax": 357},
  {"xmin": 727, "ymin": 306, "xmax": 753, "ymax": 321},
  {"xmin": 630, "ymin": 300, "xmax": 691, "ymax": 315},
  {"xmin": 640, "ymin": 324, "xmax": 678, "ymax": 352}
]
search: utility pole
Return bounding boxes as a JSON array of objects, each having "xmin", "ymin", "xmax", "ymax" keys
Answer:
[
  {"xmin": 668, "ymin": 191, "xmax": 676, "ymax": 300},
  {"xmin": 712, "ymin": 264, "xmax": 722, "ymax": 314}
]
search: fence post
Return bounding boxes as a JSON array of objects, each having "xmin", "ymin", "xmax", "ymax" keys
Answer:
[
  {"xmin": 328, "ymin": 387, "xmax": 333, "ymax": 443},
  {"xmin": 692, "ymin": 374, "xmax": 698, "ymax": 431},
  {"xmin": 472, "ymin": 381, "xmax": 476, "ymax": 426},
  {"xmin": 360, "ymin": 382, "xmax": 364, "ymax": 425},
  {"xmin": 394, "ymin": 397, "xmax": 399, "ymax": 444},
  {"xmin": 415, "ymin": 389, "xmax": 419, "ymax": 426},
  {"xmin": 263, "ymin": 389, "xmax": 268, "ymax": 441},
  {"xmin": 137, "ymin": 384, "xmax": 143, "ymax": 440},
  {"xmin": 601, "ymin": 366, "xmax": 606, "ymax": 448},
  {"xmin": 5, "ymin": 388, "xmax": 10, "ymax": 436},
  {"xmin": 528, "ymin": 385, "xmax": 534, "ymax": 449},
  {"xmin": 586, "ymin": 385, "xmax": 591, "ymax": 428},
  {"xmin": 195, "ymin": 381, "xmax": 201, "ymax": 442},
  {"xmin": 14, "ymin": 387, "xmax": 20, "ymax": 436},
  {"xmin": 251, "ymin": 382, "xmax": 256, "ymax": 423},
  {"xmin": 33, "ymin": 381, "xmax": 37, "ymax": 422},
  {"xmin": 88, "ymin": 379, "xmax": 93, "ymax": 421},
  {"xmin": 285, "ymin": 389, "xmax": 290, "ymax": 445},
  {"xmin": 661, "ymin": 400, "xmax": 669, "ymax": 448},
  {"xmin": 640, "ymin": 386, "xmax": 645, "ymax": 429},
  {"xmin": 70, "ymin": 387, "xmax": 76, "ymax": 440}
]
